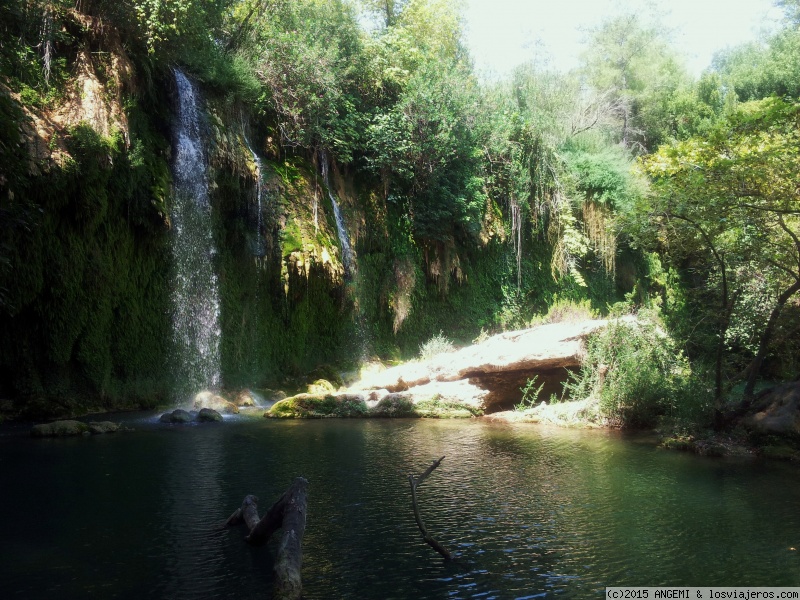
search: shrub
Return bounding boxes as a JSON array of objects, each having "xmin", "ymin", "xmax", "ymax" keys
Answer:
[
  {"xmin": 530, "ymin": 297, "xmax": 597, "ymax": 327},
  {"xmin": 418, "ymin": 331, "xmax": 454, "ymax": 361},
  {"xmin": 564, "ymin": 311, "xmax": 696, "ymax": 427},
  {"xmin": 515, "ymin": 375, "xmax": 545, "ymax": 411}
]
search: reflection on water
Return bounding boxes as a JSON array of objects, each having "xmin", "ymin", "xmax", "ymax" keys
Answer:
[{"xmin": 0, "ymin": 418, "xmax": 799, "ymax": 599}]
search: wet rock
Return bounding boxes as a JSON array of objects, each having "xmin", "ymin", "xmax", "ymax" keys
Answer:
[
  {"xmin": 233, "ymin": 390, "xmax": 257, "ymax": 407},
  {"xmin": 196, "ymin": 407, "xmax": 223, "ymax": 422},
  {"xmin": 31, "ymin": 420, "xmax": 90, "ymax": 437},
  {"xmin": 87, "ymin": 421, "xmax": 119, "ymax": 434},
  {"xmin": 160, "ymin": 409, "xmax": 192, "ymax": 424}
]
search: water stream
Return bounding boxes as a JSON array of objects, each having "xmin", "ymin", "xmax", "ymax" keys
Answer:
[
  {"xmin": 169, "ymin": 68, "xmax": 222, "ymax": 397},
  {"xmin": 1, "ymin": 418, "xmax": 798, "ymax": 599},
  {"xmin": 319, "ymin": 150, "xmax": 354, "ymax": 275},
  {"xmin": 244, "ymin": 133, "xmax": 265, "ymax": 258}
]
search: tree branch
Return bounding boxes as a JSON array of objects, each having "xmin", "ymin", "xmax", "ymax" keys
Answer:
[{"xmin": 408, "ymin": 456, "xmax": 451, "ymax": 560}]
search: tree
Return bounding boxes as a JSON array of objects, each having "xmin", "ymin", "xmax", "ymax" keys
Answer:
[
  {"xmin": 642, "ymin": 97, "xmax": 800, "ymax": 405},
  {"xmin": 579, "ymin": 13, "xmax": 689, "ymax": 152}
]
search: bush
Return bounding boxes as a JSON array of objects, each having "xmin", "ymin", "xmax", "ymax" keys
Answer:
[
  {"xmin": 418, "ymin": 331, "xmax": 454, "ymax": 361},
  {"xmin": 529, "ymin": 297, "xmax": 597, "ymax": 327},
  {"xmin": 564, "ymin": 311, "xmax": 697, "ymax": 427}
]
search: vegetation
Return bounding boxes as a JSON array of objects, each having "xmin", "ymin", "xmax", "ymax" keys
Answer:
[
  {"xmin": 564, "ymin": 312, "xmax": 708, "ymax": 428},
  {"xmin": 1, "ymin": 0, "xmax": 798, "ymax": 432}
]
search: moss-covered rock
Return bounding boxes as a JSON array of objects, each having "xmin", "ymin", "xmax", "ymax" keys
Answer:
[
  {"xmin": 369, "ymin": 394, "xmax": 417, "ymax": 418},
  {"xmin": 306, "ymin": 379, "xmax": 337, "ymax": 394},
  {"xmin": 413, "ymin": 396, "xmax": 482, "ymax": 418},
  {"xmin": 266, "ymin": 393, "xmax": 368, "ymax": 418},
  {"xmin": 31, "ymin": 420, "xmax": 90, "ymax": 437}
]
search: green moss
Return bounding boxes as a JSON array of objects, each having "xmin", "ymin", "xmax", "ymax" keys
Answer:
[
  {"xmin": 414, "ymin": 395, "xmax": 482, "ymax": 418},
  {"xmin": 370, "ymin": 395, "xmax": 417, "ymax": 418},
  {"xmin": 266, "ymin": 393, "xmax": 368, "ymax": 418}
]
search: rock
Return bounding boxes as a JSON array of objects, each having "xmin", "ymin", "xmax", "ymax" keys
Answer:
[
  {"xmin": 31, "ymin": 420, "xmax": 89, "ymax": 437},
  {"xmin": 269, "ymin": 389, "xmax": 288, "ymax": 402},
  {"xmin": 351, "ymin": 318, "xmax": 628, "ymax": 412},
  {"xmin": 171, "ymin": 409, "xmax": 192, "ymax": 423},
  {"xmin": 370, "ymin": 393, "xmax": 416, "ymax": 417},
  {"xmin": 196, "ymin": 407, "xmax": 223, "ymax": 422},
  {"xmin": 266, "ymin": 393, "xmax": 368, "ymax": 418},
  {"xmin": 160, "ymin": 409, "xmax": 192, "ymax": 424},
  {"xmin": 743, "ymin": 381, "xmax": 800, "ymax": 434},
  {"xmin": 87, "ymin": 421, "xmax": 119, "ymax": 434},
  {"xmin": 401, "ymin": 379, "xmax": 487, "ymax": 409},
  {"xmin": 193, "ymin": 390, "xmax": 239, "ymax": 414},
  {"xmin": 233, "ymin": 389, "xmax": 257, "ymax": 407},
  {"xmin": 306, "ymin": 379, "xmax": 336, "ymax": 394}
]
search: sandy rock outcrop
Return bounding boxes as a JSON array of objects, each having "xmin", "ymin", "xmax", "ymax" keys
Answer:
[{"xmin": 352, "ymin": 319, "xmax": 624, "ymax": 412}]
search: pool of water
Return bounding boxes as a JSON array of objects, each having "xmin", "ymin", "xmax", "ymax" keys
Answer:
[{"xmin": 1, "ymin": 415, "xmax": 798, "ymax": 599}]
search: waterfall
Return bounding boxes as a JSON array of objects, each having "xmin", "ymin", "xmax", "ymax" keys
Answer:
[
  {"xmin": 169, "ymin": 68, "xmax": 221, "ymax": 397},
  {"xmin": 244, "ymin": 134, "xmax": 265, "ymax": 257},
  {"xmin": 319, "ymin": 150, "xmax": 354, "ymax": 275}
]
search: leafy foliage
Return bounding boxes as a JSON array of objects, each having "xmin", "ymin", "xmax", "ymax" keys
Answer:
[
  {"xmin": 565, "ymin": 313, "xmax": 703, "ymax": 427},
  {"xmin": 418, "ymin": 331, "xmax": 454, "ymax": 360}
]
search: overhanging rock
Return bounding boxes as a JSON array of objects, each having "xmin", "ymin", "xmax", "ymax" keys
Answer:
[{"xmin": 353, "ymin": 318, "xmax": 629, "ymax": 412}]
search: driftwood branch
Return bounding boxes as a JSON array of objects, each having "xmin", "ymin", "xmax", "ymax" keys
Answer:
[
  {"xmin": 225, "ymin": 477, "xmax": 309, "ymax": 600},
  {"xmin": 408, "ymin": 456, "xmax": 452, "ymax": 560}
]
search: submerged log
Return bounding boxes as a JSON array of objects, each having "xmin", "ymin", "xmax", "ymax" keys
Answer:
[
  {"xmin": 409, "ymin": 456, "xmax": 452, "ymax": 560},
  {"xmin": 225, "ymin": 478, "xmax": 309, "ymax": 600}
]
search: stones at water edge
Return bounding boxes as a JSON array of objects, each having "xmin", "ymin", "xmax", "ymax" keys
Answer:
[
  {"xmin": 196, "ymin": 407, "xmax": 223, "ymax": 422},
  {"xmin": 31, "ymin": 420, "xmax": 120, "ymax": 437},
  {"xmin": 159, "ymin": 409, "xmax": 192, "ymax": 423},
  {"xmin": 159, "ymin": 407, "xmax": 223, "ymax": 423},
  {"xmin": 265, "ymin": 388, "xmax": 483, "ymax": 419},
  {"xmin": 31, "ymin": 420, "xmax": 89, "ymax": 437},
  {"xmin": 88, "ymin": 421, "xmax": 120, "ymax": 434}
]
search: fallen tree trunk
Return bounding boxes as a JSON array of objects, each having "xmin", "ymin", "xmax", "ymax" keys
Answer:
[
  {"xmin": 225, "ymin": 477, "xmax": 309, "ymax": 600},
  {"xmin": 409, "ymin": 456, "xmax": 452, "ymax": 560}
]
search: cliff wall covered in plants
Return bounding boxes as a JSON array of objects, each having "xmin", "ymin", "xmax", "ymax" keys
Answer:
[{"xmin": 18, "ymin": 0, "xmax": 800, "ymax": 424}]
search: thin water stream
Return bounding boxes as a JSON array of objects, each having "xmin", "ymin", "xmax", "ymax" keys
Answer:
[
  {"xmin": 319, "ymin": 150, "xmax": 354, "ymax": 275},
  {"xmin": 1, "ymin": 417, "xmax": 798, "ymax": 599}
]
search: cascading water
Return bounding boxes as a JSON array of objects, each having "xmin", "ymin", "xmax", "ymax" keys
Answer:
[
  {"xmin": 319, "ymin": 150, "xmax": 354, "ymax": 275},
  {"xmin": 244, "ymin": 134, "xmax": 265, "ymax": 257},
  {"xmin": 169, "ymin": 68, "xmax": 221, "ymax": 397}
]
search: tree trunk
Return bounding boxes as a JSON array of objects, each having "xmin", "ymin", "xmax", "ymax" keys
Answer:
[
  {"xmin": 743, "ymin": 279, "xmax": 800, "ymax": 400},
  {"xmin": 225, "ymin": 477, "xmax": 309, "ymax": 600}
]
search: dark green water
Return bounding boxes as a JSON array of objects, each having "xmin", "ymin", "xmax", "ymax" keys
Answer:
[{"xmin": 1, "ymin": 416, "xmax": 798, "ymax": 599}]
